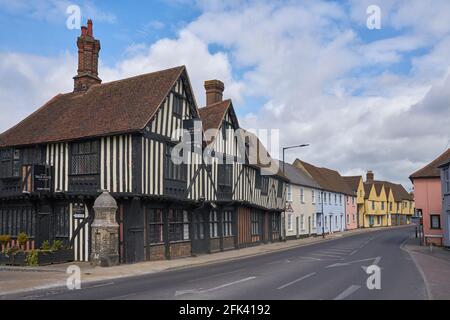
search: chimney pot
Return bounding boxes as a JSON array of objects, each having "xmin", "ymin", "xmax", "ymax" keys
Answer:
[
  {"xmin": 81, "ymin": 26, "xmax": 87, "ymax": 36},
  {"xmin": 204, "ymin": 80, "xmax": 225, "ymax": 106},
  {"xmin": 87, "ymin": 19, "xmax": 93, "ymax": 36}
]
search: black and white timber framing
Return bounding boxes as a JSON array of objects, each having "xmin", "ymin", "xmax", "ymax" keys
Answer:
[{"xmin": 0, "ymin": 36, "xmax": 287, "ymax": 263}]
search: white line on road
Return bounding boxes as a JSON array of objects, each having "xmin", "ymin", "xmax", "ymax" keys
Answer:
[
  {"xmin": 326, "ymin": 257, "xmax": 381, "ymax": 268},
  {"xmin": 317, "ymin": 250, "xmax": 347, "ymax": 255},
  {"xmin": 176, "ymin": 277, "xmax": 257, "ymax": 296},
  {"xmin": 277, "ymin": 272, "xmax": 317, "ymax": 290},
  {"xmin": 300, "ymin": 256, "xmax": 322, "ymax": 261},
  {"xmin": 333, "ymin": 285, "xmax": 361, "ymax": 300},
  {"xmin": 86, "ymin": 282, "xmax": 115, "ymax": 289},
  {"xmin": 326, "ymin": 248, "xmax": 354, "ymax": 252},
  {"xmin": 350, "ymin": 250, "xmax": 358, "ymax": 256},
  {"xmin": 188, "ymin": 268, "xmax": 246, "ymax": 283},
  {"xmin": 310, "ymin": 253, "xmax": 343, "ymax": 258},
  {"xmin": 202, "ymin": 277, "xmax": 256, "ymax": 293}
]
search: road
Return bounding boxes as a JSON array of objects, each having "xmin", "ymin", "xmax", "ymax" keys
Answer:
[{"xmin": 4, "ymin": 226, "xmax": 428, "ymax": 300}]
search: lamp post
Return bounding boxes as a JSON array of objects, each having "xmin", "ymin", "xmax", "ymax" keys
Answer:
[{"xmin": 281, "ymin": 144, "xmax": 310, "ymax": 242}]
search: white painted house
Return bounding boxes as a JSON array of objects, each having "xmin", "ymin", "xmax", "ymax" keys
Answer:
[{"xmin": 282, "ymin": 161, "xmax": 322, "ymax": 239}]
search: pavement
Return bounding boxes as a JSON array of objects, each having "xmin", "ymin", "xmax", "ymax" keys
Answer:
[
  {"xmin": 403, "ymin": 236, "xmax": 450, "ymax": 300},
  {"xmin": 0, "ymin": 225, "xmax": 430, "ymax": 300}
]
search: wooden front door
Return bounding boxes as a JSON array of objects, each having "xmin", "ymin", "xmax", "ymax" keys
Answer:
[
  {"xmin": 36, "ymin": 212, "xmax": 51, "ymax": 248},
  {"xmin": 192, "ymin": 210, "xmax": 209, "ymax": 255}
]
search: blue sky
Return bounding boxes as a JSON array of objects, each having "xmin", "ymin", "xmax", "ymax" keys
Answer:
[{"xmin": 0, "ymin": 0, "xmax": 449, "ymax": 187}]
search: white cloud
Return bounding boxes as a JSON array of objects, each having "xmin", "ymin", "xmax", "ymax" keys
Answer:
[
  {"xmin": 0, "ymin": 52, "xmax": 75, "ymax": 130},
  {"xmin": 102, "ymin": 30, "xmax": 245, "ymax": 107}
]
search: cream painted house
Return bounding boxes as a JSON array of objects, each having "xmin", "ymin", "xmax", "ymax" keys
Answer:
[{"xmin": 281, "ymin": 162, "xmax": 322, "ymax": 239}]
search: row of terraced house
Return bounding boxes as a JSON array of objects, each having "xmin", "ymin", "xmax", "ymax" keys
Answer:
[
  {"xmin": 0, "ymin": 21, "xmax": 414, "ymax": 265},
  {"xmin": 281, "ymin": 161, "xmax": 414, "ymax": 240}
]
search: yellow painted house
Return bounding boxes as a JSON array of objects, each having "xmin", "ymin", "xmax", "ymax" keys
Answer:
[
  {"xmin": 361, "ymin": 171, "xmax": 414, "ymax": 227},
  {"xmin": 363, "ymin": 182, "xmax": 389, "ymax": 227}
]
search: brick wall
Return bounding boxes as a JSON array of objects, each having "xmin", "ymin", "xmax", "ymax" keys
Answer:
[
  {"xmin": 149, "ymin": 244, "xmax": 166, "ymax": 261},
  {"xmin": 170, "ymin": 241, "xmax": 191, "ymax": 258}
]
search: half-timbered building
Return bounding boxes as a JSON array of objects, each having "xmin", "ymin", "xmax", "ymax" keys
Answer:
[
  {"xmin": 199, "ymin": 81, "xmax": 287, "ymax": 250},
  {"xmin": 0, "ymin": 20, "xmax": 286, "ymax": 264}
]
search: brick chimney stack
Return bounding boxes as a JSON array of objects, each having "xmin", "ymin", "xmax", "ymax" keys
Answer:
[
  {"xmin": 366, "ymin": 170, "xmax": 374, "ymax": 182},
  {"xmin": 73, "ymin": 19, "xmax": 102, "ymax": 93},
  {"xmin": 204, "ymin": 80, "xmax": 224, "ymax": 106}
]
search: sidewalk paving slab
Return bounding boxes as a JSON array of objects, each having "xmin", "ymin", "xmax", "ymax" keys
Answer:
[{"xmin": 403, "ymin": 237, "xmax": 450, "ymax": 300}]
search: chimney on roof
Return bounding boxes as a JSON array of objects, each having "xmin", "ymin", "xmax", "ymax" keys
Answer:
[
  {"xmin": 366, "ymin": 170, "xmax": 374, "ymax": 182},
  {"xmin": 73, "ymin": 19, "xmax": 102, "ymax": 93},
  {"xmin": 204, "ymin": 80, "xmax": 224, "ymax": 106}
]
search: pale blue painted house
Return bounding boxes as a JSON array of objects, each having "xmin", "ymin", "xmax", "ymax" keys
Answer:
[{"xmin": 293, "ymin": 159, "xmax": 352, "ymax": 234}]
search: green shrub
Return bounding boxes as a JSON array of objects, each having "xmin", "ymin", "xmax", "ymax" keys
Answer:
[
  {"xmin": 51, "ymin": 240, "xmax": 64, "ymax": 251},
  {"xmin": 26, "ymin": 250, "xmax": 39, "ymax": 267},
  {"xmin": 17, "ymin": 233, "xmax": 29, "ymax": 250},
  {"xmin": 40, "ymin": 240, "xmax": 51, "ymax": 251}
]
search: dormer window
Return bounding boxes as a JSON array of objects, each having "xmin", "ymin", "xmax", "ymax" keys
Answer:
[
  {"xmin": 173, "ymin": 94, "xmax": 183, "ymax": 117},
  {"xmin": 261, "ymin": 176, "xmax": 269, "ymax": 195}
]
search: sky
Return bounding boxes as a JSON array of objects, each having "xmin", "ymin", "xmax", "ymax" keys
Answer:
[{"xmin": 0, "ymin": 0, "xmax": 449, "ymax": 189}]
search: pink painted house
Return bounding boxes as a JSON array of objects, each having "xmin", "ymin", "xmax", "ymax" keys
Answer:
[
  {"xmin": 343, "ymin": 176, "xmax": 361, "ymax": 230},
  {"xmin": 410, "ymin": 149, "xmax": 450, "ymax": 246}
]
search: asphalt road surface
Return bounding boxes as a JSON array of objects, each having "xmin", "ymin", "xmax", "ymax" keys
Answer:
[{"xmin": 5, "ymin": 226, "xmax": 428, "ymax": 300}]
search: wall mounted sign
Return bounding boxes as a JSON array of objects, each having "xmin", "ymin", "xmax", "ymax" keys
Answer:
[{"xmin": 73, "ymin": 203, "xmax": 86, "ymax": 219}]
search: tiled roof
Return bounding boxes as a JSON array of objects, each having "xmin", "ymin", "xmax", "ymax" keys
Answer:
[
  {"xmin": 0, "ymin": 66, "xmax": 186, "ymax": 147},
  {"xmin": 294, "ymin": 159, "xmax": 353, "ymax": 195},
  {"xmin": 363, "ymin": 183, "xmax": 373, "ymax": 199},
  {"xmin": 279, "ymin": 161, "xmax": 321, "ymax": 189},
  {"xmin": 342, "ymin": 176, "xmax": 362, "ymax": 194},
  {"xmin": 364, "ymin": 180, "xmax": 413, "ymax": 201},
  {"xmin": 410, "ymin": 149, "xmax": 450, "ymax": 180},
  {"xmin": 198, "ymin": 100, "xmax": 232, "ymax": 144}
]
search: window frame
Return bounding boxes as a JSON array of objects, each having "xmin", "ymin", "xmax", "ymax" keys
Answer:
[
  {"xmin": 70, "ymin": 140, "xmax": 100, "ymax": 176},
  {"xmin": 172, "ymin": 93, "xmax": 184, "ymax": 117},
  {"xmin": 168, "ymin": 209, "xmax": 190, "ymax": 242},
  {"xmin": 223, "ymin": 210, "xmax": 233, "ymax": 237},
  {"xmin": 218, "ymin": 163, "xmax": 233, "ymax": 187},
  {"xmin": 286, "ymin": 184, "xmax": 292, "ymax": 202},
  {"xmin": 165, "ymin": 144, "xmax": 187, "ymax": 182},
  {"xmin": 147, "ymin": 208, "xmax": 164, "ymax": 245},
  {"xmin": 261, "ymin": 176, "xmax": 269, "ymax": 195},
  {"xmin": 209, "ymin": 211, "xmax": 219, "ymax": 238},
  {"xmin": 251, "ymin": 211, "xmax": 260, "ymax": 236},
  {"xmin": 430, "ymin": 214, "xmax": 441, "ymax": 230}
]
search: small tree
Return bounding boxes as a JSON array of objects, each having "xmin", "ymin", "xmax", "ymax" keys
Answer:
[
  {"xmin": 0, "ymin": 235, "xmax": 11, "ymax": 253},
  {"xmin": 17, "ymin": 232, "xmax": 29, "ymax": 250}
]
